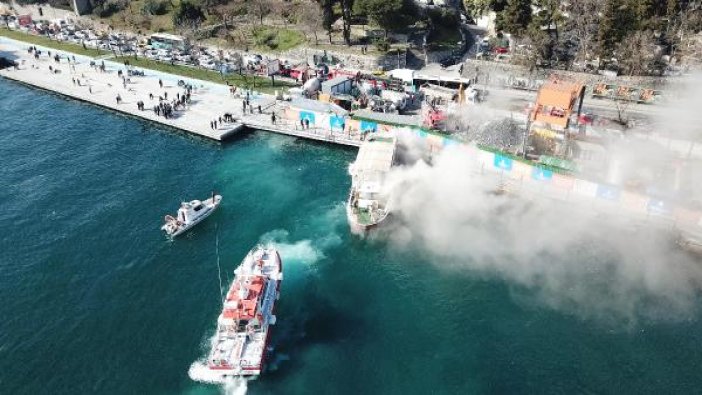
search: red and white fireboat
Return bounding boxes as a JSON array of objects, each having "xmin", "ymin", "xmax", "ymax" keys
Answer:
[{"xmin": 204, "ymin": 246, "xmax": 283, "ymax": 381}]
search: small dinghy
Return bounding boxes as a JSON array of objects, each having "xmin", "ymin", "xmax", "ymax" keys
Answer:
[{"xmin": 162, "ymin": 192, "xmax": 222, "ymax": 237}]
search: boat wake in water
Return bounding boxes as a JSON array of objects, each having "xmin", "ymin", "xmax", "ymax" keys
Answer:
[{"xmin": 188, "ymin": 360, "xmax": 250, "ymax": 394}]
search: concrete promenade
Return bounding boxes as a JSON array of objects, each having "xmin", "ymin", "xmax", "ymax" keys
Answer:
[{"xmin": 0, "ymin": 36, "xmax": 361, "ymax": 147}]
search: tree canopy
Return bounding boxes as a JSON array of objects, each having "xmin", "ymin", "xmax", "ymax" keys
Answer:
[{"xmin": 173, "ymin": 0, "xmax": 206, "ymax": 30}]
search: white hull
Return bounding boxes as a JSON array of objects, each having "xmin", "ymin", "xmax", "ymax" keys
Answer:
[
  {"xmin": 197, "ymin": 247, "xmax": 283, "ymax": 382},
  {"xmin": 345, "ymin": 200, "xmax": 388, "ymax": 235},
  {"xmin": 346, "ymin": 135, "xmax": 396, "ymax": 236},
  {"xmin": 162, "ymin": 195, "xmax": 222, "ymax": 237}
]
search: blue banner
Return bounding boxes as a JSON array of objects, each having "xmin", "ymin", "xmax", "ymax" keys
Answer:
[
  {"xmin": 330, "ymin": 115, "xmax": 345, "ymax": 131},
  {"xmin": 299, "ymin": 111, "xmax": 316, "ymax": 124},
  {"xmin": 596, "ymin": 184, "xmax": 620, "ymax": 201},
  {"xmin": 360, "ymin": 120, "xmax": 377, "ymax": 132},
  {"xmin": 493, "ymin": 154, "xmax": 513, "ymax": 171},
  {"xmin": 531, "ymin": 167, "xmax": 553, "ymax": 181},
  {"xmin": 443, "ymin": 138, "xmax": 458, "ymax": 146},
  {"xmin": 647, "ymin": 199, "xmax": 671, "ymax": 215}
]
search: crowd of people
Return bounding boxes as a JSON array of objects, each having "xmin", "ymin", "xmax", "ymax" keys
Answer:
[{"xmin": 13, "ymin": 44, "xmax": 341, "ymax": 139}]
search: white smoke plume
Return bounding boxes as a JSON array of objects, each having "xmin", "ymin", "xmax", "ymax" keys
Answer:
[
  {"xmin": 649, "ymin": 72, "xmax": 702, "ymax": 144},
  {"xmin": 383, "ymin": 146, "xmax": 702, "ymax": 323}
]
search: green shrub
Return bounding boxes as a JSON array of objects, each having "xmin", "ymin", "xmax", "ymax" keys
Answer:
[
  {"xmin": 141, "ymin": 0, "xmax": 169, "ymax": 16},
  {"xmin": 374, "ymin": 37, "xmax": 390, "ymax": 52},
  {"xmin": 92, "ymin": 0, "xmax": 128, "ymax": 18}
]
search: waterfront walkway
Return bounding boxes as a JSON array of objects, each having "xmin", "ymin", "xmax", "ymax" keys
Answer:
[{"xmin": 0, "ymin": 37, "xmax": 361, "ymax": 146}]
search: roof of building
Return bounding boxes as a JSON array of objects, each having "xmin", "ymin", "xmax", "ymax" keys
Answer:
[
  {"xmin": 535, "ymin": 80, "xmax": 584, "ymax": 108},
  {"xmin": 289, "ymin": 97, "xmax": 348, "ymax": 116},
  {"xmin": 150, "ymin": 32, "xmax": 186, "ymax": 41},
  {"xmin": 531, "ymin": 79, "xmax": 585, "ymax": 129},
  {"xmin": 322, "ymin": 76, "xmax": 352, "ymax": 88},
  {"xmin": 352, "ymin": 110, "xmax": 422, "ymax": 127}
]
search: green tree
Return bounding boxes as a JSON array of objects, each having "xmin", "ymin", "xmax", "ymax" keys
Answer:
[
  {"xmin": 172, "ymin": 0, "xmax": 205, "ymax": 30},
  {"xmin": 318, "ymin": 0, "xmax": 334, "ymax": 44},
  {"xmin": 597, "ymin": 0, "xmax": 636, "ymax": 58},
  {"xmin": 340, "ymin": 0, "xmax": 354, "ymax": 46},
  {"xmin": 523, "ymin": 0, "xmax": 562, "ymax": 67},
  {"xmin": 355, "ymin": 0, "xmax": 417, "ymax": 37},
  {"xmin": 500, "ymin": 0, "xmax": 532, "ymax": 38}
]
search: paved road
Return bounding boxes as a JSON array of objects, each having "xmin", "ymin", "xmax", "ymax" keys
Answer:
[{"xmin": 482, "ymin": 86, "xmax": 663, "ymax": 126}]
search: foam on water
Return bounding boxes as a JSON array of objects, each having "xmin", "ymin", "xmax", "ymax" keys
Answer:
[
  {"xmin": 259, "ymin": 229, "xmax": 326, "ymax": 266},
  {"xmin": 188, "ymin": 360, "xmax": 250, "ymax": 394}
]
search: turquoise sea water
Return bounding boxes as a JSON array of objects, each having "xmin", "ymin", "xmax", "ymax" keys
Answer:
[{"xmin": 2, "ymin": 77, "xmax": 702, "ymax": 394}]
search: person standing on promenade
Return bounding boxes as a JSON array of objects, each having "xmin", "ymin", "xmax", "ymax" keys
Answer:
[
  {"xmin": 271, "ymin": 112, "xmax": 276, "ymax": 125},
  {"xmin": 159, "ymin": 79, "xmax": 163, "ymax": 88}
]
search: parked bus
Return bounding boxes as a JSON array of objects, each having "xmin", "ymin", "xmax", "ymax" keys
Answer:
[{"xmin": 149, "ymin": 33, "xmax": 189, "ymax": 51}]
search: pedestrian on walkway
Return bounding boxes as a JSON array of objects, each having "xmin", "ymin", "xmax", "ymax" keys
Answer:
[
  {"xmin": 258, "ymin": 105, "xmax": 262, "ymax": 114},
  {"xmin": 271, "ymin": 112, "xmax": 276, "ymax": 125},
  {"xmin": 159, "ymin": 79, "xmax": 163, "ymax": 88}
]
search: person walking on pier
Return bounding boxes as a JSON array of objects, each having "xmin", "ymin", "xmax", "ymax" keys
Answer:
[
  {"xmin": 116, "ymin": 94, "xmax": 122, "ymax": 104},
  {"xmin": 271, "ymin": 112, "xmax": 277, "ymax": 125},
  {"xmin": 159, "ymin": 79, "xmax": 163, "ymax": 88}
]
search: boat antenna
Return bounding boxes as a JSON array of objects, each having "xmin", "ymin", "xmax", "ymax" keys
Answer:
[{"xmin": 215, "ymin": 222, "xmax": 225, "ymax": 305}]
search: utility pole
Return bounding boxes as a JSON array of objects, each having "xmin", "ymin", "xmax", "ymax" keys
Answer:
[{"xmin": 522, "ymin": 110, "xmax": 532, "ymax": 159}]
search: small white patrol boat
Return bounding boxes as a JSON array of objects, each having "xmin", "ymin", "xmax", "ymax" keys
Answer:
[{"xmin": 162, "ymin": 192, "xmax": 222, "ymax": 237}]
